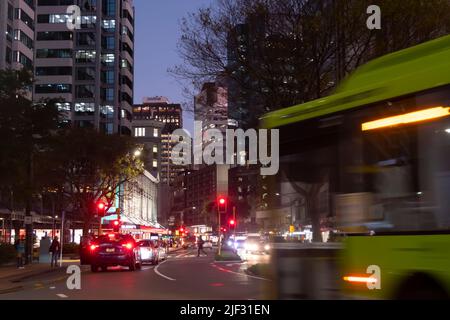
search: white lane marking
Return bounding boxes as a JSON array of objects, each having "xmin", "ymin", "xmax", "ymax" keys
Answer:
[
  {"xmin": 154, "ymin": 260, "xmax": 176, "ymax": 281},
  {"xmin": 142, "ymin": 266, "xmax": 154, "ymax": 271},
  {"xmin": 211, "ymin": 264, "xmax": 271, "ymax": 282},
  {"xmin": 56, "ymin": 294, "xmax": 68, "ymax": 298}
]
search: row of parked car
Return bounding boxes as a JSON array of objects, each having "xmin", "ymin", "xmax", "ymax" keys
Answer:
[{"xmin": 83, "ymin": 233, "xmax": 168, "ymax": 272}]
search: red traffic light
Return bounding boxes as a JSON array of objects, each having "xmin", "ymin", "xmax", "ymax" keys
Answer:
[
  {"xmin": 180, "ymin": 227, "xmax": 185, "ymax": 232},
  {"xmin": 218, "ymin": 197, "xmax": 226, "ymax": 205},
  {"xmin": 113, "ymin": 220, "xmax": 120, "ymax": 226},
  {"xmin": 229, "ymin": 219, "xmax": 236, "ymax": 226},
  {"xmin": 97, "ymin": 202, "xmax": 105, "ymax": 210}
]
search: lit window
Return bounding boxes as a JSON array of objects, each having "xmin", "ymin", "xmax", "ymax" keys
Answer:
[
  {"xmin": 153, "ymin": 128, "xmax": 159, "ymax": 137},
  {"xmin": 153, "ymin": 160, "xmax": 158, "ymax": 168},
  {"xmin": 134, "ymin": 127, "xmax": 145, "ymax": 137},
  {"xmin": 153, "ymin": 146, "xmax": 158, "ymax": 153}
]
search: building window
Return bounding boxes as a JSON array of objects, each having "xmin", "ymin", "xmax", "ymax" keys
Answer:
[
  {"xmin": 101, "ymin": 88, "xmax": 114, "ymax": 101},
  {"xmin": 75, "ymin": 102, "xmax": 95, "ymax": 114},
  {"xmin": 76, "ymin": 85, "xmax": 95, "ymax": 98},
  {"xmin": 101, "ymin": 54, "xmax": 114, "ymax": 66},
  {"xmin": 102, "ymin": 19, "xmax": 116, "ymax": 30},
  {"xmin": 36, "ymin": 49, "xmax": 72, "ymax": 59},
  {"xmin": 102, "ymin": 70, "xmax": 114, "ymax": 84},
  {"xmin": 153, "ymin": 146, "xmax": 158, "ymax": 153},
  {"xmin": 55, "ymin": 102, "xmax": 71, "ymax": 112},
  {"xmin": 134, "ymin": 127, "xmax": 146, "ymax": 137},
  {"xmin": 75, "ymin": 50, "xmax": 96, "ymax": 63},
  {"xmin": 153, "ymin": 128, "xmax": 159, "ymax": 137},
  {"xmin": 102, "ymin": 0, "xmax": 116, "ymax": 16},
  {"xmin": 153, "ymin": 160, "xmax": 158, "ymax": 168},
  {"xmin": 100, "ymin": 105, "xmax": 114, "ymax": 119},
  {"xmin": 35, "ymin": 84, "xmax": 72, "ymax": 94}
]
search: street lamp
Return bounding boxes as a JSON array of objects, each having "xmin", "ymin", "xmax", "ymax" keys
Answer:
[{"xmin": 134, "ymin": 149, "xmax": 142, "ymax": 157}]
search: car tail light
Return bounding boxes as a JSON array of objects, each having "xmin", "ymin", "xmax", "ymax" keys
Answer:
[
  {"xmin": 122, "ymin": 243, "xmax": 133, "ymax": 250},
  {"xmin": 90, "ymin": 244, "xmax": 99, "ymax": 251}
]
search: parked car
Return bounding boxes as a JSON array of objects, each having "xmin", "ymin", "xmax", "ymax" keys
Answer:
[
  {"xmin": 137, "ymin": 240, "xmax": 159, "ymax": 265},
  {"xmin": 89, "ymin": 233, "xmax": 142, "ymax": 272}
]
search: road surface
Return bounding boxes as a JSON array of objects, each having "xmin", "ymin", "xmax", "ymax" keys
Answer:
[{"xmin": 0, "ymin": 248, "xmax": 270, "ymax": 300}]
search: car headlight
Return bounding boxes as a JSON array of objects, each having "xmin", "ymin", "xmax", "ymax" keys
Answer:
[
  {"xmin": 227, "ymin": 240, "xmax": 232, "ymax": 246},
  {"xmin": 264, "ymin": 244, "xmax": 270, "ymax": 251}
]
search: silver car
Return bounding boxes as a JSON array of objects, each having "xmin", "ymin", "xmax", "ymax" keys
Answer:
[{"xmin": 137, "ymin": 240, "xmax": 159, "ymax": 265}]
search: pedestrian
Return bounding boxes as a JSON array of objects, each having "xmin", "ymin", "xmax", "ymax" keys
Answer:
[
  {"xmin": 16, "ymin": 236, "xmax": 25, "ymax": 269},
  {"xmin": 197, "ymin": 236, "xmax": 207, "ymax": 257},
  {"xmin": 49, "ymin": 236, "xmax": 61, "ymax": 268}
]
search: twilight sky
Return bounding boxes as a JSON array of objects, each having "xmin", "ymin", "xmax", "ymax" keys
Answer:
[{"xmin": 134, "ymin": 0, "xmax": 213, "ymax": 133}]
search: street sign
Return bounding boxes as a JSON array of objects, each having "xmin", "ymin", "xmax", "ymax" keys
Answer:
[{"xmin": 289, "ymin": 225, "xmax": 295, "ymax": 233}]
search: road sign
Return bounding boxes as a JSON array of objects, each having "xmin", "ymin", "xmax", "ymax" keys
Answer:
[{"xmin": 289, "ymin": 225, "xmax": 295, "ymax": 233}]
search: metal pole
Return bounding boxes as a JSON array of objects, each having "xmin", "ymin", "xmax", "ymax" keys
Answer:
[
  {"xmin": 233, "ymin": 206, "xmax": 236, "ymax": 241},
  {"xmin": 59, "ymin": 211, "xmax": 65, "ymax": 267},
  {"xmin": 218, "ymin": 206, "xmax": 221, "ymax": 256}
]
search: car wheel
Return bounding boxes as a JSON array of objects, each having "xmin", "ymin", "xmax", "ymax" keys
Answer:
[{"xmin": 91, "ymin": 264, "xmax": 99, "ymax": 273}]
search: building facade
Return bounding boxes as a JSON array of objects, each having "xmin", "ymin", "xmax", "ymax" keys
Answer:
[
  {"xmin": 0, "ymin": 0, "xmax": 35, "ymax": 73},
  {"xmin": 132, "ymin": 118, "xmax": 163, "ymax": 178},
  {"xmin": 133, "ymin": 97, "xmax": 183, "ymax": 185},
  {"xmin": 33, "ymin": 0, "xmax": 135, "ymax": 135}
]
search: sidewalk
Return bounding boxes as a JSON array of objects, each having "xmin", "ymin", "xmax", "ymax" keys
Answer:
[{"xmin": 0, "ymin": 263, "xmax": 63, "ymax": 294}]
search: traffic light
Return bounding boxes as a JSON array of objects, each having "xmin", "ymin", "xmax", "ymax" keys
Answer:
[
  {"xmin": 112, "ymin": 219, "xmax": 121, "ymax": 232},
  {"xmin": 217, "ymin": 196, "xmax": 227, "ymax": 213},
  {"xmin": 229, "ymin": 219, "xmax": 236, "ymax": 227},
  {"xmin": 179, "ymin": 227, "xmax": 185, "ymax": 233},
  {"xmin": 96, "ymin": 201, "xmax": 106, "ymax": 217}
]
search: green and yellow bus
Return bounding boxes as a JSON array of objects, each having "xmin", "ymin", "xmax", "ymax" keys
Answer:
[{"xmin": 261, "ymin": 34, "xmax": 450, "ymax": 299}]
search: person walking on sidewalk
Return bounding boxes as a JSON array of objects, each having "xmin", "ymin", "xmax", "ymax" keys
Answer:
[
  {"xmin": 16, "ymin": 236, "xmax": 25, "ymax": 269},
  {"xmin": 49, "ymin": 236, "xmax": 61, "ymax": 268},
  {"xmin": 197, "ymin": 236, "xmax": 207, "ymax": 257}
]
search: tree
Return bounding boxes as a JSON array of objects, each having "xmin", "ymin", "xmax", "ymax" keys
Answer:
[
  {"xmin": 172, "ymin": 0, "xmax": 450, "ymax": 128},
  {"xmin": 40, "ymin": 128, "xmax": 145, "ymax": 235},
  {"xmin": 0, "ymin": 69, "xmax": 61, "ymax": 261}
]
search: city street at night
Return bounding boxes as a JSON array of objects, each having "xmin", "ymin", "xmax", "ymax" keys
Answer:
[
  {"xmin": 1, "ymin": 248, "xmax": 268, "ymax": 300},
  {"xmin": 2, "ymin": 0, "xmax": 450, "ymax": 314}
]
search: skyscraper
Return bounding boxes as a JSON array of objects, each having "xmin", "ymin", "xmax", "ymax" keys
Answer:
[
  {"xmin": 133, "ymin": 97, "xmax": 183, "ymax": 185},
  {"xmin": 0, "ymin": 0, "xmax": 35, "ymax": 73},
  {"xmin": 33, "ymin": 0, "xmax": 135, "ymax": 135}
]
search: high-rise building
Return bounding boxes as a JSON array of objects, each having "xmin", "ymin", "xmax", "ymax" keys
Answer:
[
  {"xmin": 132, "ymin": 118, "xmax": 163, "ymax": 179},
  {"xmin": 133, "ymin": 98, "xmax": 183, "ymax": 185},
  {"xmin": 0, "ymin": 0, "xmax": 35, "ymax": 73},
  {"xmin": 33, "ymin": 0, "xmax": 135, "ymax": 135}
]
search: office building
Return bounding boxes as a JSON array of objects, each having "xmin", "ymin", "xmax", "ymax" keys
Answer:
[
  {"xmin": 34, "ymin": 0, "xmax": 135, "ymax": 134},
  {"xmin": 133, "ymin": 97, "xmax": 183, "ymax": 185},
  {"xmin": 0, "ymin": 0, "xmax": 35, "ymax": 71}
]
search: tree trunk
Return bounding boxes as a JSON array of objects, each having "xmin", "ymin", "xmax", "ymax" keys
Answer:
[{"xmin": 307, "ymin": 186, "xmax": 323, "ymax": 243}]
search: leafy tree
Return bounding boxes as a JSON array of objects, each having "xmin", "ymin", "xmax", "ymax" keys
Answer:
[
  {"xmin": 0, "ymin": 69, "xmax": 61, "ymax": 260},
  {"xmin": 40, "ymin": 128, "xmax": 145, "ymax": 234}
]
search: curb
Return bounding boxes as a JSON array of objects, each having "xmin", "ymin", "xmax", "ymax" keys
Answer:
[
  {"xmin": 0, "ymin": 284, "xmax": 24, "ymax": 295},
  {"xmin": 213, "ymin": 260, "xmax": 243, "ymax": 263},
  {"xmin": 7, "ymin": 267, "xmax": 63, "ymax": 283}
]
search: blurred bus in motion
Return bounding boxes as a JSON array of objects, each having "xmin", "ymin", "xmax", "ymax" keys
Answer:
[{"xmin": 261, "ymin": 35, "xmax": 450, "ymax": 299}]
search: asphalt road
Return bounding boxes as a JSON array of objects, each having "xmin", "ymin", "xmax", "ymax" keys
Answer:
[{"xmin": 0, "ymin": 248, "xmax": 270, "ymax": 300}]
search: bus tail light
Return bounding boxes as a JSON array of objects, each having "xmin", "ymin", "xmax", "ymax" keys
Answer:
[{"xmin": 343, "ymin": 275, "xmax": 377, "ymax": 284}]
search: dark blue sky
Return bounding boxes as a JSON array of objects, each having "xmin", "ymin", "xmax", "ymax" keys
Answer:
[{"xmin": 134, "ymin": 0, "xmax": 213, "ymax": 132}]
